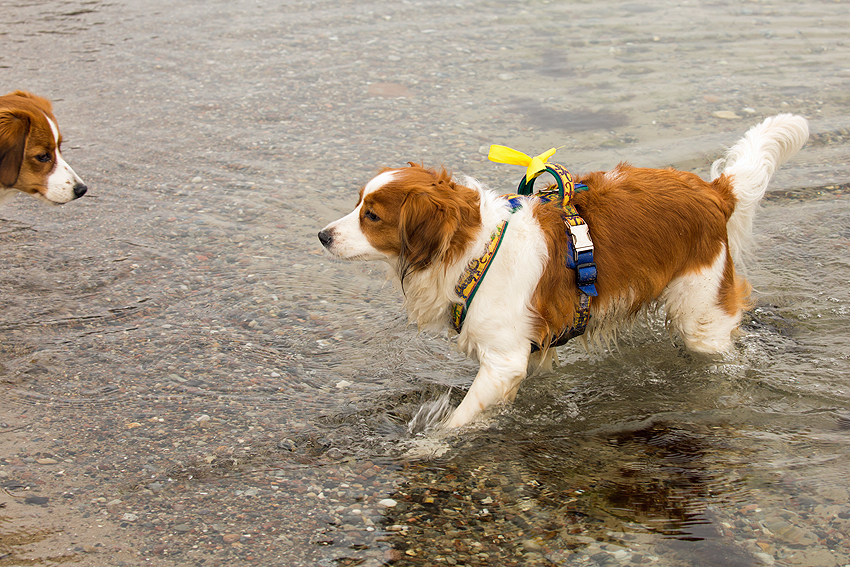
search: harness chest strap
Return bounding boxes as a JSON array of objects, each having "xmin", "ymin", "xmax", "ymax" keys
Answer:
[{"xmin": 450, "ymin": 218, "xmax": 510, "ymax": 333}]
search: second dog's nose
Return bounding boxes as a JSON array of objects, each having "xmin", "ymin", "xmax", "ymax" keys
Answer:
[
  {"xmin": 318, "ymin": 229, "xmax": 332, "ymax": 247},
  {"xmin": 73, "ymin": 183, "xmax": 88, "ymax": 198}
]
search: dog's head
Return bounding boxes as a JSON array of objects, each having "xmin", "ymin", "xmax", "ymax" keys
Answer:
[
  {"xmin": 0, "ymin": 90, "xmax": 87, "ymax": 205},
  {"xmin": 318, "ymin": 164, "xmax": 481, "ymax": 282}
]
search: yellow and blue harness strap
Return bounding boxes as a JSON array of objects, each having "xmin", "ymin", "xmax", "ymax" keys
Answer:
[
  {"xmin": 562, "ymin": 196, "xmax": 598, "ymax": 299},
  {"xmin": 452, "ymin": 147, "xmax": 597, "ymax": 348},
  {"xmin": 450, "ymin": 219, "xmax": 509, "ymax": 334},
  {"xmin": 513, "ymin": 160, "xmax": 598, "ymax": 296},
  {"xmin": 451, "ymin": 198, "xmax": 526, "ymax": 333},
  {"xmin": 449, "ymin": 185, "xmax": 597, "ymax": 343},
  {"xmin": 505, "ymin": 187, "xmax": 597, "ymax": 348},
  {"xmin": 488, "ymin": 146, "xmax": 598, "ymax": 346}
]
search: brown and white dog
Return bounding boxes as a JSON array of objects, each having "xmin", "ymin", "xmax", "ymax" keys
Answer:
[
  {"xmin": 0, "ymin": 90, "xmax": 87, "ymax": 206},
  {"xmin": 319, "ymin": 115, "xmax": 808, "ymax": 429}
]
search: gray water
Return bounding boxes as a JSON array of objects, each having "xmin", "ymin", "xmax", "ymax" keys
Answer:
[{"xmin": 1, "ymin": 1, "xmax": 849, "ymax": 565}]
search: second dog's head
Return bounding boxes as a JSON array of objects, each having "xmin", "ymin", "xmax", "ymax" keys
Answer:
[
  {"xmin": 0, "ymin": 90, "xmax": 87, "ymax": 205},
  {"xmin": 318, "ymin": 164, "xmax": 482, "ymax": 282}
]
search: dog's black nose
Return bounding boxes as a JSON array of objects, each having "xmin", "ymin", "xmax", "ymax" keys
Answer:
[
  {"xmin": 318, "ymin": 229, "xmax": 332, "ymax": 247},
  {"xmin": 73, "ymin": 183, "xmax": 88, "ymax": 198}
]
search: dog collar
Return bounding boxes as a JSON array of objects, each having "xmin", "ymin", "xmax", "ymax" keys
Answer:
[{"xmin": 451, "ymin": 153, "xmax": 598, "ymax": 350}]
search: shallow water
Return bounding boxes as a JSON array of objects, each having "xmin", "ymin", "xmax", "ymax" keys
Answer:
[{"xmin": 2, "ymin": 0, "xmax": 849, "ymax": 565}]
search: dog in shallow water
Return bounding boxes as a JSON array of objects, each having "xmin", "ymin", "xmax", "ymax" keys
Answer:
[
  {"xmin": 0, "ymin": 90, "xmax": 87, "ymax": 206},
  {"xmin": 318, "ymin": 114, "xmax": 808, "ymax": 429}
]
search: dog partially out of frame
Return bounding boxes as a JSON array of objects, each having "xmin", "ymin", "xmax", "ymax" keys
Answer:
[
  {"xmin": 318, "ymin": 114, "xmax": 808, "ymax": 429},
  {"xmin": 0, "ymin": 90, "xmax": 87, "ymax": 206}
]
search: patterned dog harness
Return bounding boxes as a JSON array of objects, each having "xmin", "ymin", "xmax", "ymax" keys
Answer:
[{"xmin": 450, "ymin": 148, "xmax": 598, "ymax": 350}]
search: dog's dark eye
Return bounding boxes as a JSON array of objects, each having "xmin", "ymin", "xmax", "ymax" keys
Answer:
[
  {"xmin": 364, "ymin": 209, "xmax": 380, "ymax": 222},
  {"xmin": 35, "ymin": 153, "xmax": 52, "ymax": 163}
]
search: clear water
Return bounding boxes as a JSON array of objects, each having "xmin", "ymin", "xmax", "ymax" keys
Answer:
[{"xmin": 2, "ymin": 0, "xmax": 849, "ymax": 565}]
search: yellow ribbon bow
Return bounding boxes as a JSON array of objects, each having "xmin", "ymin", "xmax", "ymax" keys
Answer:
[{"xmin": 488, "ymin": 145, "xmax": 558, "ymax": 182}]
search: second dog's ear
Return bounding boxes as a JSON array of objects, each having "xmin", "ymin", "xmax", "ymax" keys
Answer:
[{"xmin": 0, "ymin": 109, "xmax": 31, "ymax": 187}]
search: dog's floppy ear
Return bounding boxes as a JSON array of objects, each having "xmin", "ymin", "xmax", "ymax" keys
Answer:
[
  {"xmin": 399, "ymin": 187, "xmax": 460, "ymax": 276},
  {"xmin": 0, "ymin": 109, "xmax": 31, "ymax": 187}
]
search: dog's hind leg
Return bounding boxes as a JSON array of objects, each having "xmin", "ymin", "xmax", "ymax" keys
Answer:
[{"xmin": 661, "ymin": 244, "xmax": 745, "ymax": 354}]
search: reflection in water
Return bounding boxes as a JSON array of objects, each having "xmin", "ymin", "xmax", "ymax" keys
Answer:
[
  {"xmin": 384, "ymin": 421, "xmax": 747, "ymax": 543},
  {"xmin": 376, "ymin": 410, "xmax": 848, "ymax": 565},
  {"xmin": 374, "ymin": 427, "xmax": 737, "ymax": 564},
  {"xmin": 594, "ymin": 421, "xmax": 747, "ymax": 540}
]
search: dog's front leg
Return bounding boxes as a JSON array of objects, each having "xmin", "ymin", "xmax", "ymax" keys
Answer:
[{"xmin": 444, "ymin": 348, "xmax": 530, "ymax": 428}]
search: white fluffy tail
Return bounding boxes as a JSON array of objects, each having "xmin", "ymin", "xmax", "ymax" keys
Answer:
[{"xmin": 711, "ymin": 114, "xmax": 809, "ymax": 267}]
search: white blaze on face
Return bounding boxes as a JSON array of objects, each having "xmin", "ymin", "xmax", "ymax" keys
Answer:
[
  {"xmin": 320, "ymin": 170, "xmax": 398, "ymax": 260},
  {"xmin": 44, "ymin": 115, "xmax": 86, "ymax": 204}
]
